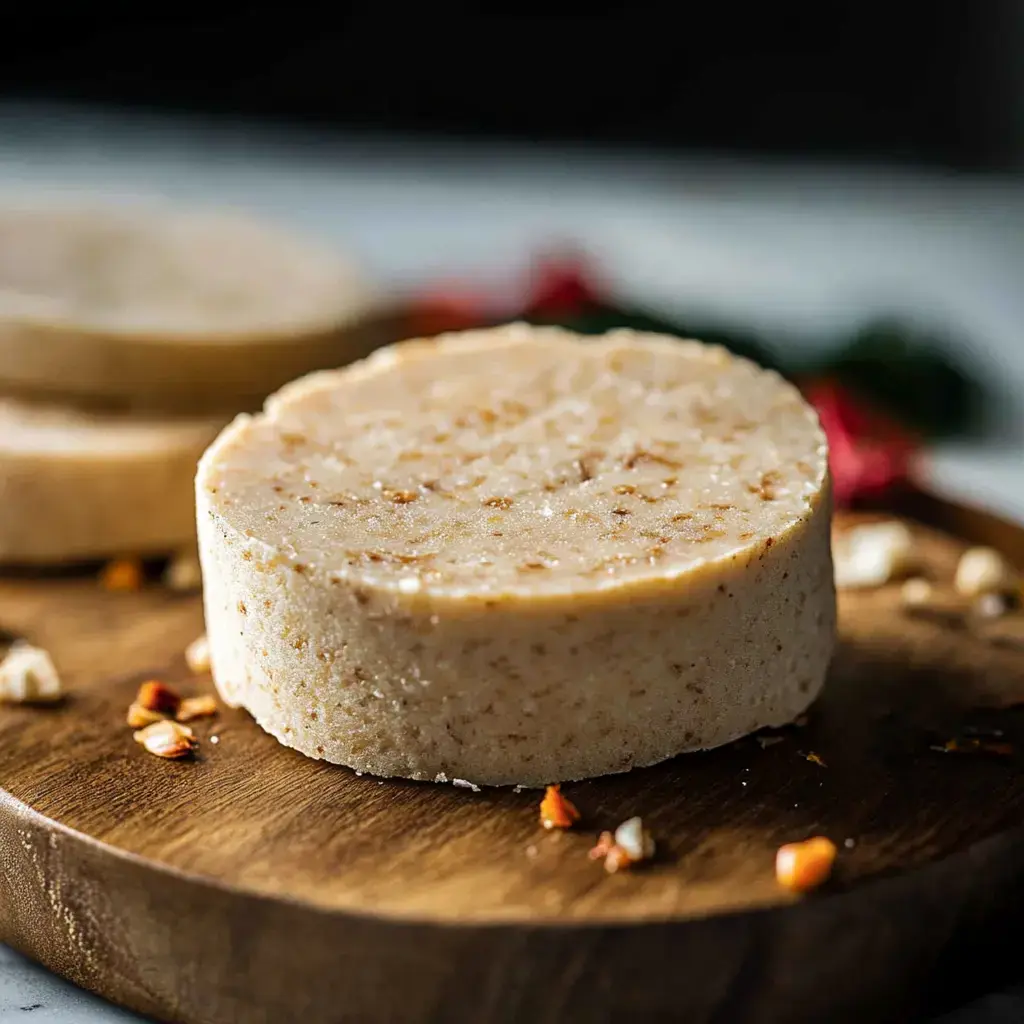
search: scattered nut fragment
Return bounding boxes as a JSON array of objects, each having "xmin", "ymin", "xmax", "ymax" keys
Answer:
[
  {"xmin": 804, "ymin": 751, "xmax": 827, "ymax": 768},
  {"xmin": 972, "ymin": 592, "xmax": 1009, "ymax": 621},
  {"xmin": 136, "ymin": 680, "xmax": 181, "ymax": 715},
  {"xmin": 929, "ymin": 737, "xmax": 1014, "ymax": 757},
  {"xmin": 163, "ymin": 550, "xmax": 203, "ymax": 593},
  {"xmin": 176, "ymin": 695, "xmax": 219, "ymax": 723},
  {"xmin": 0, "ymin": 643, "xmax": 62, "ymax": 703},
  {"xmin": 833, "ymin": 521, "xmax": 914, "ymax": 590},
  {"xmin": 126, "ymin": 702, "xmax": 165, "ymax": 728},
  {"xmin": 775, "ymin": 836, "xmax": 837, "ymax": 893},
  {"xmin": 100, "ymin": 558, "xmax": 144, "ymax": 592},
  {"xmin": 185, "ymin": 635, "xmax": 211, "ymax": 674},
  {"xmin": 134, "ymin": 720, "xmax": 197, "ymax": 759},
  {"xmin": 539, "ymin": 784, "xmax": 580, "ymax": 830},
  {"xmin": 954, "ymin": 547, "xmax": 1017, "ymax": 598},
  {"xmin": 589, "ymin": 817, "xmax": 656, "ymax": 873},
  {"xmin": 900, "ymin": 577, "xmax": 933, "ymax": 609}
]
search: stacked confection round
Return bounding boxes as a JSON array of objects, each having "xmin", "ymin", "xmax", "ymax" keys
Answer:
[{"xmin": 0, "ymin": 202, "xmax": 380, "ymax": 564}]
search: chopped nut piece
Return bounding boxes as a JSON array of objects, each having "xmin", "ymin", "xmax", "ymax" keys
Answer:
[
  {"xmin": 133, "ymin": 720, "xmax": 197, "ymax": 759},
  {"xmin": 539, "ymin": 784, "xmax": 580, "ymax": 830},
  {"xmin": 185, "ymin": 635, "xmax": 211, "ymax": 674},
  {"xmin": 613, "ymin": 816, "xmax": 656, "ymax": 863},
  {"xmin": 126, "ymin": 702, "xmax": 166, "ymax": 728},
  {"xmin": 163, "ymin": 550, "xmax": 203, "ymax": 592},
  {"xmin": 775, "ymin": 836, "xmax": 837, "ymax": 892},
  {"xmin": 589, "ymin": 818, "xmax": 655, "ymax": 873},
  {"xmin": 804, "ymin": 751, "xmax": 827, "ymax": 768},
  {"xmin": 900, "ymin": 577, "xmax": 933, "ymax": 608},
  {"xmin": 954, "ymin": 546, "xmax": 1018, "ymax": 597},
  {"xmin": 588, "ymin": 831, "xmax": 616, "ymax": 861},
  {"xmin": 833, "ymin": 521, "xmax": 914, "ymax": 589},
  {"xmin": 100, "ymin": 557, "xmax": 144, "ymax": 592},
  {"xmin": 973, "ymin": 592, "xmax": 1009, "ymax": 620},
  {"xmin": 929, "ymin": 737, "xmax": 1014, "ymax": 757},
  {"xmin": 136, "ymin": 680, "xmax": 181, "ymax": 715},
  {"xmin": 0, "ymin": 643, "xmax": 62, "ymax": 703},
  {"xmin": 176, "ymin": 695, "xmax": 218, "ymax": 722}
]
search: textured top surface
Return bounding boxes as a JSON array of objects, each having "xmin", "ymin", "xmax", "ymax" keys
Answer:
[
  {"xmin": 0, "ymin": 204, "xmax": 366, "ymax": 337},
  {"xmin": 199, "ymin": 326, "xmax": 828, "ymax": 595}
]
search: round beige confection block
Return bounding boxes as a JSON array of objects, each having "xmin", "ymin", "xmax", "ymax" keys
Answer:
[
  {"xmin": 0, "ymin": 396, "xmax": 223, "ymax": 563},
  {"xmin": 197, "ymin": 324, "xmax": 835, "ymax": 787},
  {"xmin": 0, "ymin": 203, "xmax": 380, "ymax": 412}
]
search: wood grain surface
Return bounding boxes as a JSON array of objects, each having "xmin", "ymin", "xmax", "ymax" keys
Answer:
[{"xmin": 0, "ymin": 492, "xmax": 1023, "ymax": 1023}]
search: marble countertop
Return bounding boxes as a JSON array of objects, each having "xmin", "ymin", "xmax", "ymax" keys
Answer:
[{"xmin": 0, "ymin": 103, "xmax": 1022, "ymax": 1022}]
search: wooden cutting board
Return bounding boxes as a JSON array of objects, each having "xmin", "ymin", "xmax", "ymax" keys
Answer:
[{"xmin": 1, "ymin": 489, "xmax": 1023, "ymax": 1024}]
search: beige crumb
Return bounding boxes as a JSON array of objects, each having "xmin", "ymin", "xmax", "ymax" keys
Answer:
[
  {"xmin": 126, "ymin": 702, "xmax": 165, "ymax": 728},
  {"xmin": 899, "ymin": 577, "xmax": 933, "ymax": 608},
  {"xmin": 833, "ymin": 521, "xmax": 914, "ymax": 590},
  {"xmin": 163, "ymin": 550, "xmax": 203, "ymax": 592},
  {"xmin": 954, "ymin": 547, "xmax": 1018, "ymax": 598},
  {"xmin": 185, "ymin": 635, "xmax": 211, "ymax": 674},
  {"xmin": 134, "ymin": 719, "xmax": 197, "ymax": 759},
  {"xmin": 0, "ymin": 642, "xmax": 62, "ymax": 703},
  {"xmin": 176, "ymin": 695, "xmax": 218, "ymax": 722}
]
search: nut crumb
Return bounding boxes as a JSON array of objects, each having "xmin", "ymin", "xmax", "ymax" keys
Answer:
[
  {"xmin": 539, "ymin": 784, "xmax": 580, "ymax": 830},
  {"xmin": 0, "ymin": 643, "xmax": 62, "ymax": 703},
  {"xmin": 833, "ymin": 521, "xmax": 914, "ymax": 589},
  {"xmin": 127, "ymin": 702, "xmax": 165, "ymax": 728},
  {"xmin": 589, "ymin": 816, "xmax": 655, "ymax": 872},
  {"xmin": 185, "ymin": 635, "xmax": 211, "ymax": 674},
  {"xmin": 136, "ymin": 680, "xmax": 181, "ymax": 715},
  {"xmin": 134, "ymin": 720, "xmax": 197, "ymax": 759},
  {"xmin": 900, "ymin": 577, "xmax": 933, "ymax": 608},
  {"xmin": 452, "ymin": 778, "xmax": 480, "ymax": 792},
  {"xmin": 804, "ymin": 751, "xmax": 827, "ymax": 768},
  {"xmin": 775, "ymin": 836, "xmax": 836, "ymax": 892},
  {"xmin": 954, "ymin": 546, "xmax": 1017, "ymax": 597},
  {"xmin": 163, "ymin": 550, "xmax": 203, "ymax": 592},
  {"xmin": 100, "ymin": 558, "xmax": 144, "ymax": 592},
  {"xmin": 176, "ymin": 695, "xmax": 218, "ymax": 722},
  {"xmin": 973, "ymin": 592, "xmax": 1010, "ymax": 620}
]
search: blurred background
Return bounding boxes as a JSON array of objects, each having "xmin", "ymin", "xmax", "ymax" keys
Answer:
[
  {"xmin": 3, "ymin": 6, "xmax": 1024, "ymax": 169},
  {"xmin": 0, "ymin": 9, "xmax": 1021, "ymax": 494}
]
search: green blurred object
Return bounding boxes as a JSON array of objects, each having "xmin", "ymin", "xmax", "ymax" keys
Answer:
[{"xmin": 816, "ymin": 319, "xmax": 988, "ymax": 440}]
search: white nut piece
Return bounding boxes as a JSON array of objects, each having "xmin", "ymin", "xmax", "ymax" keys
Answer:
[
  {"xmin": 185, "ymin": 634, "xmax": 211, "ymax": 674},
  {"xmin": 834, "ymin": 521, "xmax": 915, "ymax": 590},
  {"xmin": 954, "ymin": 547, "xmax": 1017, "ymax": 597},
  {"xmin": 163, "ymin": 549, "xmax": 203, "ymax": 592},
  {"xmin": 614, "ymin": 816, "xmax": 656, "ymax": 862},
  {"xmin": 900, "ymin": 578, "xmax": 933, "ymax": 608},
  {"xmin": 0, "ymin": 642, "xmax": 63, "ymax": 703}
]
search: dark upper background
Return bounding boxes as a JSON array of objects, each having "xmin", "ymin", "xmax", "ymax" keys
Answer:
[{"xmin": 1, "ymin": 5, "xmax": 1023, "ymax": 172}]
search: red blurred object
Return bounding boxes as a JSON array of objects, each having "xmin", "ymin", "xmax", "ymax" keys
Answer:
[
  {"xmin": 804, "ymin": 380, "xmax": 919, "ymax": 506},
  {"xmin": 407, "ymin": 284, "xmax": 491, "ymax": 338},
  {"xmin": 524, "ymin": 251, "xmax": 603, "ymax": 317}
]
